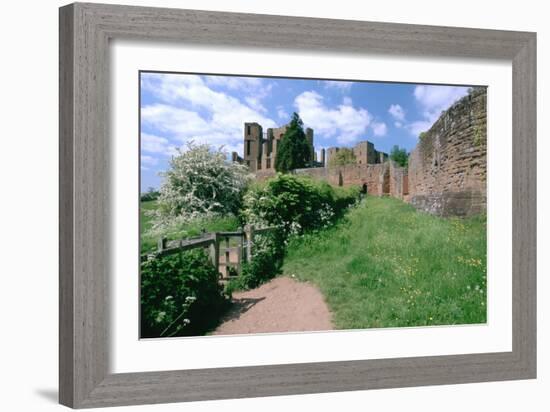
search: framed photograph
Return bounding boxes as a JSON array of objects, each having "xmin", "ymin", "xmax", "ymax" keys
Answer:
[{"xmin": 59, "ymin": 2, "xmax": 536, "ymax": 408}]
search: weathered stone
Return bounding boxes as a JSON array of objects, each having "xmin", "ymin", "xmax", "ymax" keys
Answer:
[
  {"xmin": 237, "ymin": 87, "xmax": 487, "ymax": 218},
  {"xmin": 408, "ymin": 87, "xmax": 487, "ymax": 217}
]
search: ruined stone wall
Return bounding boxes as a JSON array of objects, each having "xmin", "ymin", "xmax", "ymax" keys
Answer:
[
  {"xmin": 389, "ymin": 161, "xmax": 408, "ymax": 200},
  {"xmin": 294, "ymin": 163, "xmax": 388, "ymax": 195},
  {"xmin": 408, "ymin": 87, "xmax": 487, "ymax": 216}
]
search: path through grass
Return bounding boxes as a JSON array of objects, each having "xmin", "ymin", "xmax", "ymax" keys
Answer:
[{"xmin": 283, "ymin": 196, "xmax": 487, "ymax": 329}]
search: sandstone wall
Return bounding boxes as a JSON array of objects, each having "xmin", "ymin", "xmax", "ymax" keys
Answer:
[
  {"xmin": 407, "ymin": 87, "xmax": 487, "ymax": 216},
  {"xmin": 251, "ymin": 89, "xmax": 486, "ymax": 217},
  {"xmin": 389, "ymin": 161, "xmax": 408, "ymax": 200},
  {"xmin": 294, "ymin": 163, "xmax": 389, "ymax": 196}
]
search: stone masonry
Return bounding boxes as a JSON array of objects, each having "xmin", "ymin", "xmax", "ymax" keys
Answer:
[
  {"xmin": 234, "ymin": 87, "xmax": 486, "ymax": 217},
  {"xmin": 238, "ymin": 122, "xmax": 315, "ymax": 172},
  {"xmin": 293, "ymin": 87, "xmax": 487, "ymax": 217},
  {"xmin": 407, "ymin": 87, "xmax": 487, "ymax": 216}
]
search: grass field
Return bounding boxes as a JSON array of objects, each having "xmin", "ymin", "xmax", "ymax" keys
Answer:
[
  {"xmin": 140, "ymin": 200, "xmax": 240, "ymax": 254},
  {"xmin": 283, "ymin": 196, "xmax": 487, "ymax": 329}
]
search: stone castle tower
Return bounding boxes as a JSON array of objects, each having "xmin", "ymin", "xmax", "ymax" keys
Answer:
[
  {"xmin": 326, "ymin": 141, "xmax": 388, "ymax": 167},
  {"xmin": 241, "ymin": 122, "xmax": 316, "ymax": 172}
]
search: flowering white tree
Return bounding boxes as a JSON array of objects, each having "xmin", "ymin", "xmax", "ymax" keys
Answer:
[{"xmin": 150, "ymin": 142, "xmax": 251, "ymax": 232}]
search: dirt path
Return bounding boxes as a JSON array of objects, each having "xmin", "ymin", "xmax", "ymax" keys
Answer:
[{"xmin": 212, "ymin": 276, "xmax": 333, "ymax": 335}]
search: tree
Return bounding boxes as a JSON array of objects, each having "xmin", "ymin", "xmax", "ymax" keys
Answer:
[
  {"xmin": 328, "ymin": 148, "xmax": 356, "ymax": 167},
  {"xmin": 151, "ymin": 142, "xmax": 251, "ymax": 231},
  {"xmin": 275, "ymin": 112, "xmax": 311, "ymax": 173},
  {"xmin": 390, "ymin": 145, "xmax": 409, "ymax": 168}
]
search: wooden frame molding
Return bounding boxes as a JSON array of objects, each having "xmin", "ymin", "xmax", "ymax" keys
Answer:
[{"xmin": 59, "ymin": 2, "xmax": 536, "ymax": 408}]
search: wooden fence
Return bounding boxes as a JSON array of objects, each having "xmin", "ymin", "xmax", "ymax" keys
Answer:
[{"xmin": 141, "ymin": 225, "xmax": 277, "ymax": 280}]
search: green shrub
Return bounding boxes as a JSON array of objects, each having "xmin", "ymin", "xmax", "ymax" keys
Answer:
[
  {"xmin": 140, "ymin": 249, "xmax": 229, "ymax": 338},
  {"xmin": 241, "ymin": 174, "xmax": 360, "ymax": 236},
  {"xmin": 140, "ymin": 187, "xmax": 160, "ymax": 202},
  {"xmin": 226, "ymin": 230, "xmax": 286, "ymax": 292}
]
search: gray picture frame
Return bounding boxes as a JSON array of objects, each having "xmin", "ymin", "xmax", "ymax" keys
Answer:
[{"xmin": 59, "ymin": 2, "xmax": 536, "ymax": 408}]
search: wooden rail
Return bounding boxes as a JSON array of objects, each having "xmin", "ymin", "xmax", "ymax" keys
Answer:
[{"xmin": 141, "ymin": 225, "xmax": 278, "ymax": 280}]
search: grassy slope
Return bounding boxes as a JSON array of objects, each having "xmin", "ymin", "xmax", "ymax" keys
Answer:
[
  {"xmin": 283, "ymin": 196, "xmax": 487, "ymax": 329},
  {"xmin": 140, "ymin": 200, "xmax": 240, "ymax": 254}
]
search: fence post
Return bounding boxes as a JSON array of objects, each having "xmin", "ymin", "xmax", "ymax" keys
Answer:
[
  {"xmin": 245, "ymin": 225, "xmax": 255, "ymax": 262},
  {"xmin": 224, "ymin": 236, "xmax": 230, "ymax": 278},
  {"xmin": 237, "ymin": 228, "xmax": 244, "ymax": 274},
  {"xmin": 157, "ymin": 237, "xmax": 167, "ymax": 253},
  {"xmin": 209, "ymin": 233, "xmax": 220, "ymax": 275}
]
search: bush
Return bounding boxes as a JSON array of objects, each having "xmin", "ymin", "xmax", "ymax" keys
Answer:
[
  {"xmin": 229, "ymin": 175, "xmax": 359, "ymax": 292},
  {"xmin": 140, "ymin": 187, "xmax": 160, "ymax": 202},
  {"xmin": 241, "ymin": 174, "xmax": 360, "ymax": 236},
  {"xmin": 226, "ymin": 230, "xmax": 286, "ymax": 293},
  {"xmin": 140, "ymin": 249, "xmax": 229, "ymax": 338},
  {"xmin": 151, "ymin": 142, "xmax": 251, "ymax": 232}
]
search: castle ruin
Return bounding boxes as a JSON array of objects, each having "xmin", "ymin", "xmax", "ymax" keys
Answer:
[
  {"xmin": 326, "ymin": 141, "xmax": 388, "ymax": 166},
  {"xmin": 295, "ymin": 87, "xmax": 487, "ymax": 217},
  {"xmin": 232, "ymin": 87, "xmax": 486, "ymax": 217},
  {"xmin": 232, "ymin": 121, "xmax": 387, "ymax": 174},
  {"xmin": 232, "ymin": 122, "xmax": 315, "ymax": 172}
]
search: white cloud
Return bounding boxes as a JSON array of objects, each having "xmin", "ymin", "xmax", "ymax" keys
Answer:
[
  {"xmin": 140, "ymin": 73, "xmax": 277, "ymax": 156},
  {"xmin": 388, "ymin": 104, "xmax": 405, "ymax": 121},
  {"xmin": 245, "ymin": 96, "xmax": 267, "ymax": 113},
  {"xmin": 294, "ymin": 91, "xmax": 371, "ymax": 144},
  {"xmin": 407, "ymin": 120, "xmax": 433, "ymax": 137},
  {"xmin": 141, "ymin": 133, "xmax": 178, "ymax": 156},
  {"xmin": 141, "ymin": 155, "xmax": 158, "ymax": 166},
  {"xmin": 322, "ymin": 80, "xmax": 353, "ymax": 92},
  {"xmin": 371, "ymin": 121, "xmax": 387, "ymax": 137},
  {"xmin": 395, "ymin": 85, "xmax": 471, "ymax": 137},
  {"xmin": 204, "ymin": 76, "xmax": 263, "ymax": 91},
  {"xmin": 414, "ymin": 85, "xmax": 469, "ymax": 123},
  {"xmin": 276, "ymin": 105, "xmax": 289, "ymax": 121}
]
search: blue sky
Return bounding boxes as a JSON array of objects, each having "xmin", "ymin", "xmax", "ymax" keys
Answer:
[{"xmin": 140, "ymin": 72, "xmax": 471, "ymax": 191}]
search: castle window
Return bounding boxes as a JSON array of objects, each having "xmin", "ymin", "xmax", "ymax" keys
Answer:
[
  {"xmin": 266, "ymin": 158, "xmax": 271, "ymax": 169},
  {"xmin": 246, "ymin": 140, "xmax": 251, "ymax": 156},
  {"xmin": 247, "ymin": 125, "xmax": 251, "ymax": 135}
]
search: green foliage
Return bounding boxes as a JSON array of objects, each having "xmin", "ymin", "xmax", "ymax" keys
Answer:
[
  {"xmin": 225, "ymin": 230, "xmax": 286, "ymax": 293},
  {"xmin": 140, "ymin": 187, "xmax": 160, "ymax": 202},
  {"xmin": 140, "ymin": 249, "xmax": 230, "ymax": 338},
  {"xmin": 140, "ymin": 203, "xmax": 239, "ymax": 254},
  {"xmin": 229, "ymin": 175, "xmax": 360, "ymax": 292},
  {"xmin": 473, "ymin": 123, "xmax": 486, "ymax": 147},
  {"xmin": 419, "ymin": 131, "xmax": 427, "ymax": 140},
  {"xmin": 283, "ymin": 196, "xmax": 487, "ymax": 329},
  {"xmin": 241, "ymin": 174, "xmax": 360, "ymax": 236},
  {"xmin": 328, "ymin": 148, "xmax": 356, "ymax": 167},
  {"xmin": 390, "ymin": 145, "xmax": 409, "ymax": 167},
  {"xmin": 274, "ymin": 112, "xmax": 311, "ymax": 173}
]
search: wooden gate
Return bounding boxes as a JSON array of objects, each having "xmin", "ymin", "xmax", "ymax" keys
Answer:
[{"xmin": 142, "ymin": 225, "xmax": 277, "ymax": 280}]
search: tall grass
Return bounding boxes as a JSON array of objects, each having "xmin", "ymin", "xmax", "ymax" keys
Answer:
[{"xmin": 283, "ymin": 196, "xmax": 487, "ymax": 329}]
